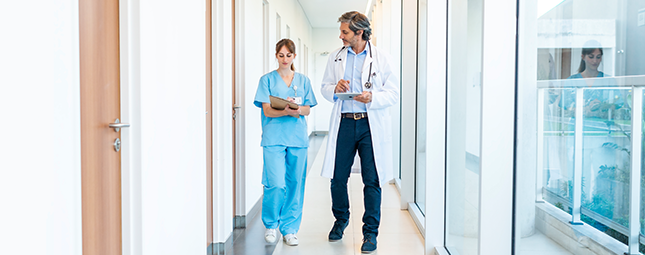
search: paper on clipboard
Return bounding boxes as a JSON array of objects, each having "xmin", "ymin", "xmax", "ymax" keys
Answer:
[{"xmin": 269, "ymin": 95, "xmax": 299, "ymax": 110}]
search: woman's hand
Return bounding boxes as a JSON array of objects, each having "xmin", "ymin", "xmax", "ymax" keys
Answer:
[{"xmin": 284, "ymin": 107, "xmax": 301, "ymax": 118}]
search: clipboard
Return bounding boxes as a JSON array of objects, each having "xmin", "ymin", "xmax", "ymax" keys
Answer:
[{"xmin": 269, "ymin": 95, "xmax": 300, "ymax": 110}]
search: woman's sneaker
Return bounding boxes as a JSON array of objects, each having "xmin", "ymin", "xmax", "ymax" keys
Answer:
[
  {"xmin": 264, "ymin": 229, "xmax": 277, "ymax": 243},
  {"xmin": 283, "ymin": 234, "xmax": 299, "ymax": 246}
]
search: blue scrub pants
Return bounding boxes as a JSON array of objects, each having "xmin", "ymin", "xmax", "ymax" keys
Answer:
[
  {"xmin": 261, "ymin": 146, "xmax": 308, "ymax": 235},
  {"xmin": 331, "ymin": 117, "xmax": 381, "ymax": 236}
]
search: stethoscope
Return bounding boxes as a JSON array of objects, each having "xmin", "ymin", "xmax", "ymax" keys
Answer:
[{"xmin": 334, "ymin": 41, "xmax": 374, "ymax": 89}]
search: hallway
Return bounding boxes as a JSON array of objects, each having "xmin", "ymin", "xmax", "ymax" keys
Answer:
[{"xmin": 228, "ymin": 137, "xmax": 425, "ymax": 255}]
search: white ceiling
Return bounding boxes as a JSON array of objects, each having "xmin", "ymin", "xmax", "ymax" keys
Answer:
[{"xmin": 297, "ymin": 0, "xmax": 370, "ymax": 28}]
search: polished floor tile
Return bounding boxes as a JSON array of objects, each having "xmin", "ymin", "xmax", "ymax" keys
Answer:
[
  {"xmin": 228, "ymin": 135, "xmax": 572, "ymax": 255},
  {"xmin": 272, "ymin": 137, "xmax": 424, "ymax": 255}
]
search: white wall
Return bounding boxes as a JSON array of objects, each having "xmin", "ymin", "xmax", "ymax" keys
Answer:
[
  {"xmin": 121, "ymin": 0, "xmax": 207, "ymax": 254},
  {"xmin": 236, "ymin": 0, "xmax": 314, "ymax": 216},
  {"xmin": 0, "ymin": 1, "xmax": 82, "ymax": 255},
  {"xmin": 311, "ymin": 28, "xmax": 342, "ymax": 132},
  {"xmin": 211, "ymin": 0, "xmax": 235, "ymax": 245}
]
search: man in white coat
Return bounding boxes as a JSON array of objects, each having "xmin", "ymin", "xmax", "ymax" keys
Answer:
[{"xmin": 320, "ymin": 11, "xmax": 399, "ymax": 254}]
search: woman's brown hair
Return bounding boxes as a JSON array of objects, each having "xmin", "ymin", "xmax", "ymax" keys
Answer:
[
  {"xmin": 275, "ymin": 38, "xmax": 296, "ymax": 71},
  {"xmin": 577, "ymin": 47, "xmax": 603, "ymax": 73}
]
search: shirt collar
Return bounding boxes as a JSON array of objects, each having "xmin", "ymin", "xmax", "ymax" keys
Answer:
[{"xmin": 348, "ymin": 42, "xmax": 369, "ymax": 56}]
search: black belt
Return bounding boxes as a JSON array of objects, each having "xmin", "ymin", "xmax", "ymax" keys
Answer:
[{"xmin": 341, "ymin": 112, "xmax": 368, "ymax": 120}]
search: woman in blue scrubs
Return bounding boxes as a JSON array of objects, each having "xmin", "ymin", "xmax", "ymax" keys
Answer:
[
  {"xmin": 253, "ymin": 39, "xmax": 317, "ymax": 246},
  {"xmin": 561, "ymin": 42, "xmax": 623, "ymax": 118}
]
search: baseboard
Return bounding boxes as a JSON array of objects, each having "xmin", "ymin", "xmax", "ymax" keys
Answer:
[
  {"xmin": 408, "ymin": 202, "xmax": 425, "ymax": 237},
  {"xmin": 208, "ymin": 233, "xmax": 233, "ymax": 255},
  {"xmin": 535, "ymin": 203, "xmax": 627, "ymax": 255},
  {"xmin": 435, "ymin": 246, "xmax": 452, "ymax": 255},
  {"xmin": 233, "ymin": 215, "xmax": 245, "ymax": 229},
  {"xmin": 234, "ymin": 195, "xmax": 263, "ymax": 229}
]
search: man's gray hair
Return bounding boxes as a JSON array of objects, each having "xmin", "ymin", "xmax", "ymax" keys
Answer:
[{"xmin": 338, "ymin": 11, "xmax": 371, "ymax": 41}]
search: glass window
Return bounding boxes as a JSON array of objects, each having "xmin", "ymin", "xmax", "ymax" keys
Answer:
[
  {"xmin": 415, "ymin": 0, "xmax": 428, "ymax": 215},
  {"xmin": 445, "ymin": 0, "xmax": 483, "ymax": 253},
  {"xmin": 516, "ymin": 0, "xmax": 645, "ymax": 253}
]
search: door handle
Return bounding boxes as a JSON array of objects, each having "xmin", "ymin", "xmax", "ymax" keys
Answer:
[
  {"xmin": 233, "ymin": 105, "xmax": 241, "ymax": 120},
  {"xmin": 109, "ymin": 118, "xmax": 130, "ymax": 132}
]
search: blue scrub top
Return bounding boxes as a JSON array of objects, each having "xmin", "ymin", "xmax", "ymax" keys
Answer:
[
  {"xmin": 254, "ymin": 70, "xmax": 318, "ymax": 148},
  {"xmin": 560, "ymin": 71, "xmax": 623, "ymax": 110}
]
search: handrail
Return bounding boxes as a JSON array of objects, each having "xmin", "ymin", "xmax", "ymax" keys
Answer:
[{"xmin": 536, "ymin": 74, "xmax": 645, "ymax": 88}]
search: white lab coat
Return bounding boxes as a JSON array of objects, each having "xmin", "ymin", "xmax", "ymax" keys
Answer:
[{"xmin": 320, "ymin": 43, "xmax": 400, "ymax": 185}]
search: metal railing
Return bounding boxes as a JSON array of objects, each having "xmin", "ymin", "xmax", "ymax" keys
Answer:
[{"xmin": 537, "ymin": 75, "xmax": 645, "ymax": 254}]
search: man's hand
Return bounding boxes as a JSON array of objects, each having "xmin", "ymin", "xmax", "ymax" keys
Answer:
[
  {"xmin": 354, "ymin": 91, "xmax": 372, "ymax": 104},
  {"xmin": 335, "ymin": 79, "xmax": 350, "ymax": 93}
]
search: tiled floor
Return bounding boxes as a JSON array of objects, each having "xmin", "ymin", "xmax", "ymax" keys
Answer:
[
  {"xmin": 516, "ymin": 231, "xmax": 574, "ymax": 255},
  {"xmin": 227, "ymin": 135, "xmax": 573, "ymax": 255},
  {"xmin": 225, "ymin": 135, "xmax": 326, "ymax": 255},
  {"xmin": 271, "ymin": 137, "xmax": 424, "ymax": 255},
  {"xmin": 227, "ymin": 136, "xmax": 425, "ymax": 255}
]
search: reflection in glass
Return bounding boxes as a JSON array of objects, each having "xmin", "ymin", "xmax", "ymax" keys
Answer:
[
  {"xmin": 542, "ymin": 88, "xmax": 575, "ymax": 203},
  {"xmin": 415, "ymin": 0, "xmax": 428, "ymax": 215},
  {"xmin": 580, "ymin": 87, "xmax": 631, "ymax": 231},
  {"xmin": 518, "ymin": 0, "xmax": 645, "ymax": 253},
  {"xmin": 445, "ymin": 0, "xmax": 482, "ymax": 253}
]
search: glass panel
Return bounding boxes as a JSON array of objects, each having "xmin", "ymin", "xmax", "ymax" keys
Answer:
[
  {"xmin": 445, "ymin": 0, "xmax": 483, "ymax": 253},
  {"xmin": 516, "ymin": 0, "xmax": 645, "ymax": 253},
  {"xmin": 543, "ymin": 87, "xmax": 575, "ymax": 204},
  {"xmin": 580, "ymin": 87, "xmax": 631, "ymax": 230},
  {"xmin": 415, "ymin": 0, "xmax": 428, "ymax": 215}
]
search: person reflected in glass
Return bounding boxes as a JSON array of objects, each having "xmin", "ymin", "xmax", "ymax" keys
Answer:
[
  {"xmin": 561, "ymin": 41, "xmax": 624, "ymax": 120},
  {"xmin": 253, "ymin": 38, "xmax": 318, "ymax": 246}
]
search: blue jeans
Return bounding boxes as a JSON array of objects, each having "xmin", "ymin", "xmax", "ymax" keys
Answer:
[{"xmin": 331, "ymin": 117, "xmax": 381, "ymax": 236}]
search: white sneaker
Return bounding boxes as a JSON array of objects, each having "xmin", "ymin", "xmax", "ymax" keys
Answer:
[
  {"xmin": 264, "ymin": 229, "xmax": 277, "ymax": 243},
  {"xmin": 283, "ymin": 234, "xmax": 298, "ymax": 246}
]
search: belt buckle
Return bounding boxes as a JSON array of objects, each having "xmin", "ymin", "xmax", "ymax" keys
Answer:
[{"xmin": 353, "ymin": 113, "xmax": 362, "ymax": 120}]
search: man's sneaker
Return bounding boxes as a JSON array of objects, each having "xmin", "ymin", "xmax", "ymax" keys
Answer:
[
  {"xmin": 264, "ymin": 229, "xmax": 277, "ymax": 243},
  {"xmin": 328, "ymin": 220, "xmax": 348, "ymax": 242},
  {"xmin": 360, "ymin": 233, "xmax": 377, "ymax": 253},
  {"xmin": 283, "ymin": 234, "xmax": 299, "ymax": 246}
]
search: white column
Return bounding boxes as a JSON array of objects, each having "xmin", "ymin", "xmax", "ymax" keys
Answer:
[
  {"xmin": 424, "ymin": 0, "xmax": 448, "ymax": 253},
  {"xmin": 478, "ymin": 0, "xmax": 517, "ymax": 253},
  {"xmin": 536, "ymin": 90, "xmax": 545, "ymax": 203},
  {"xmin": 571, "ymin": 87, "xmax": 584, "ymax": 225},
  {"xmin": 212, "ymin": 0, "xmax": 235, "ymax": 245}
]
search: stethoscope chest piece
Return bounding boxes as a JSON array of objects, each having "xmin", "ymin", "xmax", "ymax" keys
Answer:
[{"xmin": 364, "ymin": 81, "xmax": 372, "ymax": 89}]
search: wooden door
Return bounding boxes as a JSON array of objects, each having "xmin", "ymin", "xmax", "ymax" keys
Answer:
[{"xmin": 79, "ymin": 0, "xmax": 122, "ymax": 254}]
